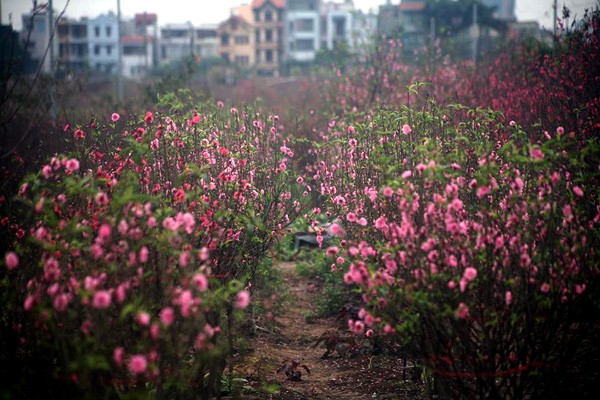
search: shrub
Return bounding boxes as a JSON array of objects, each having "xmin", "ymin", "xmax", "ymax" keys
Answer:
[
  {"xmin": 1, "ymin": 96, "xmax": 305, "ymax": 399},
  {"xmin": 312, "ymin": 95, "xmax": 599, "ymax": 397}
]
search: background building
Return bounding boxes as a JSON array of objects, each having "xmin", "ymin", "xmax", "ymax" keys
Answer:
[
  {"xmin": 194, "ymin": 24, "xmax": 219, "ymax": 60},
  {"xmin": 252, "ymin": 0, "xmax": 285, "ymax": 76},
  {"xmin": 286, "ymin": 0, "xmax": 321, "ymax": 62},
  {"xmin": 398, "ymin": 0, "xmax": 427, "ymax": 52},
  {"xmin": 481, "ymin": 0, "xmax": 516, "ymax": 21},
  {"xmin": 121, "ymin": 34, "xmax": 153, "ymax": 79},
  {"xmin": 160, "ymin": 22, "xmax": 194, "ymax": 65},
  {"xmin": 21, "ymin": 5, "xmax": 59, "ymax": 74},
  {"xmin": 321, "ymin": 0, "xmax": 354, "ymax": 51},
  {"xmin": 217, "ymin": 13, "xmax": 255, "ymax": 68},
  {"xmin": 377, "ymin": 0, "xmax": 402, "ymax": 38},
  {"xmin": 88, "ymin": 12, "xmax": 119, "ymax": 74},
  {"xmin": 57, "ymin": 17, "xmax": 88, "ymax": 75}
]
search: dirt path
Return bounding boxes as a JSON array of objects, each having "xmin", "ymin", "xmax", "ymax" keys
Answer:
[{"xmin": 232, "ymin": 261, "xmax": 425, "ymax": 400}]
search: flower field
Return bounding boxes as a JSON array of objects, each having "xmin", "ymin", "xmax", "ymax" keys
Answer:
[{"xmin": 1, "ymin": 9, "xmax": 599, "ymax": 400}]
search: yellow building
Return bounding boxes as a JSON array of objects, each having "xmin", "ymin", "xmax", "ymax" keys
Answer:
[
  {"xmin": 217, "ymin": 10, "xmax": 255, "ymax": 69},
  {"xmin": 252, "ymin": 0, "xmax": 285, "ymax": 77}
]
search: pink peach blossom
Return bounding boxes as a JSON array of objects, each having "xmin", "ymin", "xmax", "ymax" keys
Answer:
[
  {"xmin": 463, "ymin": 267, "xmax": 477, "ymax": 281},
  {"xmin": 160, "ymin": 307, "xmax": 175, "ymax": 326},
  {"xmin": 65, "ymin": 158, "xmax": 80, "ymax": 173},
  {"xmin": 455, "ymin": 303, "xmax": 469, "ymax": 319},
  {"xmin": 540, "ymin": 283, "xmax": 550, "ymax": 293},
  {"xmin": 128, "ymin": 354, "xmax": 147, "ymax": 374},
  {"xmin": 193, "ymin": 273, "xmax": 208, "ymax": 291},
  {"xmin": 113, "ymin": 347, "xmax": 125, "ymax": 365},
  {"xmin": 235, "ymin": 290, "xmax": 250, "ymax": 309},
  {"xmin": 92, "ymin": 290, "xmax": 112, "ymax": 309},
  {"xmin": 505, "ymin": 291, "xmax": 513, "ymax": 305},
  {"xmin": 136, "ymin": 311, "xmax": 151, "ymax": 326},
  {"xmin": 5, "ymin": 252, "xmax": 18, "ymax": 270}
]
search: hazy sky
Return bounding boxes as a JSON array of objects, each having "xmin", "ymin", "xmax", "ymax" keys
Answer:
[{"xmin": 1, "ymin": 0, "xmax": 598, "ymax": 31}]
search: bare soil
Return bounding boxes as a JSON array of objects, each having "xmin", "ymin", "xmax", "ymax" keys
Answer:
[{"xmin": 230, "ymin": 261, "xmax": 426, "ymax": 400}]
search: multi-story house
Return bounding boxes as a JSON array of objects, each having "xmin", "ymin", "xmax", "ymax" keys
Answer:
[
  {"xmin": 194, "ymin": 25, "xmax": 219, "ymax": 60},
  {"xmin": 377, "ymin": 0, "xmax": 402, "ymax": 39},
  {"xmin": 122, "ymin": 34, "xmax": 154, "ymax": 80},
  {"xmin": 160, "ymin": 23, "xmax": 194, "ymax": 65},
  {"xmin": 321, "ymin": 0, "xmax": 354, "ymax": 51},
  {"xmin": 130, "ymin": 13, "xmax": 159, "ymax": 69},
  {"xmin": 217, "ymin": 12, "xmax": 255, "ymax": 69},
  {"xmin": 285, "ymin": 0, "xmax": 321, "ymax": 62},
  {"xmin": 481, "ymin": 0, "xmax": 516, "ymax": 21},
  {"xmin": 57, "ymin": 17, "xmax": 88, "ymax": 75},
  {"xmin": 351, "ymin": 10, "xmax": 378, "ymax": 53},
  {"xmin": 252, "ymin": 0, "xmax": 285, "ymax": 77},
  {"xmin": 398, "ymin": 0, "xmax": 428, "ymax": 52},
  {"xmin": 88, "ymin": 12, "xmax": 119, "ymax": 74},
  {"xmin": 21, "ymin": 5, "xmax": 59, "ymax": 74}
]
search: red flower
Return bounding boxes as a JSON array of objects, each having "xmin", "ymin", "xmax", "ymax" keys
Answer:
[
  {"xmin": 144, "ymin": 111, "xmax": 154, "ymax": 124},
  {"xmin": 174, "ymin": 188, "xmax": 186, "ymax": 203}
]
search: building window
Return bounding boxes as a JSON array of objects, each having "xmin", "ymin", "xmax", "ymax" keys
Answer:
[
  {"xmin": 265, "ymin": 10, "xmax": 273, "ymax": 22},
  {"xmin": 334, "ymin": 17, "xmax": 346, "ymax": 37},
  {"xmin": 296, "ymin": 18, "xmax": 314, "ymax": 32},
  {"xmin": 221, "ymin": 52, "xmax": 229, "ymax": 62},
  {"xmin": 266, "ymin": 29, "xmax": 273, "ymax": 42},
  {"xmin": 106, "ymin": 26, "xmax": 112, "ymax": 37},
  {"xmin": 221, "ymin": 33, "xmax": 229, "ymax": 46},
  {"xmin": 254, "ymin": 11, "xmax": 260, "ymax": 22},
  {"xmin": 235, "ymin": 35, "xmax": 249, "ymax": 45},
  {"xmin": 255, "ymin": 30, "xmax": 260, "ymax": 43},
  {"xmin": 106, "ymin": 45, "xmax": 112, "ymax": 55},
  {"xmin": 295, "ymin": 39, "xmax": 314, "ymax": 51},
  {"xmin": 94, "ymin": 44, "xmax": 100, "ymax": 55},
  {"xmin": 235, "ymin": 55, "xmax": 249, "ymax": 66},
  {"xmin": 94, "ymin": 26, "xmax": 100, "ymax": 37},
  {"xmin": 256, "ymin": 49, "xmax": 261, "ymax": 62},
  {"xmin": 266, "ymin": 49, "xmax": 273, "ymax": 63}
]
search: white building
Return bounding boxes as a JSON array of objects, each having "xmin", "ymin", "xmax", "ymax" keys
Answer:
[
  {"xmin": 351, "ymin": 10, "xmax": 377, "ymax": 52},
  {"xmin": 321, "ymin": 1, "xmax": 354, "ymax": 51},
  {"xmin": 194, "ymin": 24, "xmax": 219, "ymax": 60},
  {"xmin": 481, "ymin": 0, "xmax": 516, "ymax": 21},
  {"xmin": 286, "ymin": 0, "xmax": 321, "ymax": 62},
  {"xmin": 21, "ymin": 5, "xmax": 59, "ymax": 74},
  {"xmin": 159, "ymin": 23, "xmax": 194, "ymax": 65},
  {"xmin": 122, "ymin": 34, "xmax": 154, "ymax": 80},
  {"xmin": 123, "ymin": 13, "xmax": 159, "ymax": 78},
  {"xmin": 88, "ymin": 12, "xmax": 119, "ymax": 74}
]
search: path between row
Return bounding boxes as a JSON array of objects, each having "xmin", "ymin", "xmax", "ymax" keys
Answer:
[{"xmin": 231, "ymin": 261, "xmax": 425, "ymax": 400}]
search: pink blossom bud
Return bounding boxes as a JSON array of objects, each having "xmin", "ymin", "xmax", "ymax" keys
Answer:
[
  {"xmin": 128, "ymin": 354, "xmax": 147, "ymax": 374},
  {"xmin": 5, "ymin": 252, "xmax": 18, "ymax": 270},
  {"xmin": 235, "ymin": 290, "xmax": 250, "ymax": 309}
]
